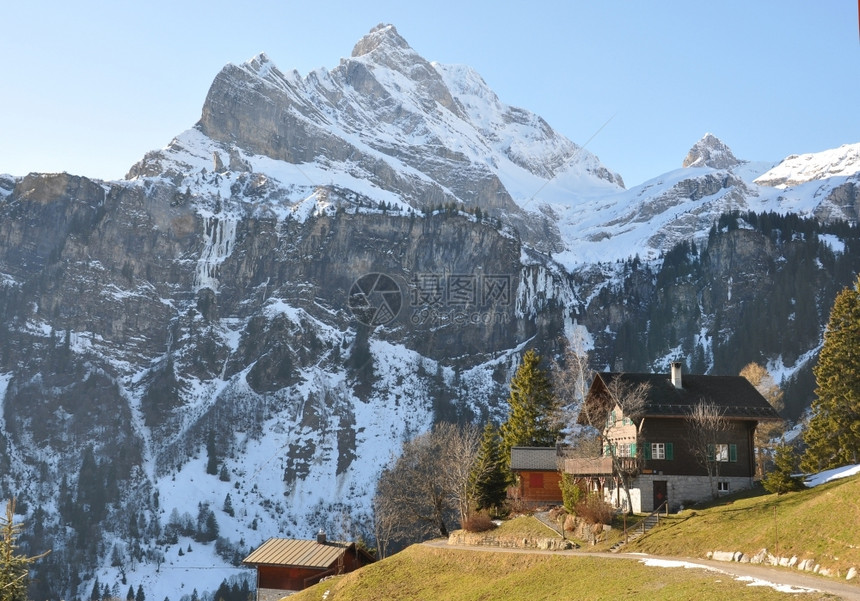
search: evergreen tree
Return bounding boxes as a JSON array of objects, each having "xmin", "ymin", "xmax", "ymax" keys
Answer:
[
  {"xmin": 499, "ymin": 349, "xmax": 560, "ymax": 473},
  {"xmin": 762, "ymin": 443, "xmax": 806, "ymax": 494},
  {"xmin": 802, "ymin": 276, "xmax": 860, "ymax": 472},
  {"xmin": 206, "ymin": 430, "xmax": 219, "ymax": 476},
  {"xmin": 0, "ymin": 499, "xmax": 49, "ymax": 601},
  {"xmin": 469, "ymin": 423, "xmax": 509, "ymax": 511},
  {"xmin": 135, "ymin": 584, "xmax": 145, "ymax": 601},
  {"xmin": 204, "ymin": 512, "xmax": 219, "ymax": 542},
  {"xmin": 90, "ymin": 576, "xmax": 101, "ymax": 601},
  {"xmin": 223, "ymin": 493, "xmax": 234, "ymax": 517},
  {"xmin": 127, "ymin": 585, "xmax": 135, "ymax": 601}
]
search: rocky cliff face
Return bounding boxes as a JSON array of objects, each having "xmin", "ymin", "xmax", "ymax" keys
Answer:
[{"xmin": 1, "ymin": 24, "xmax": 859, "ymax": 601}]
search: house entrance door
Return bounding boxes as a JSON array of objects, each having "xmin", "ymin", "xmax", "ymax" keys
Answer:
[{"xmin": 653, "ymin": 480, "xmax": 668, "ymax": 511}]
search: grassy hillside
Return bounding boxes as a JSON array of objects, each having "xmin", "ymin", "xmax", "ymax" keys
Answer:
[
  {"xmin": 290, "ymin": 545, "xmax": 832, "ymax": 601},
  {"xmin": 288, "ymin": 475, "xmax": 859, "ymax": 600},
  {"xmin": 628, "ymin": 475, "xmax": 860, "ymax": 571}
]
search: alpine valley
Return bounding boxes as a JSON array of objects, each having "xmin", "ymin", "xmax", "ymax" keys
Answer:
[{"xmin": 1, "ymin": 23, "xmax": 859, "ymax": 600}]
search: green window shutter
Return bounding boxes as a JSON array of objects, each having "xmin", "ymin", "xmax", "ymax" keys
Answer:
[
  {"xmin": 603, "ymin": 444, "xmax": 610, "ymax": 456},
  {"xmin": 643, "ymin": 442, "xmax": 651, "ymax": 460},
  {"xmin": 707, "ymin": 444, "xmax": 715, "ymax": 461},
  {"xmin": 666, "ymin": 442, "xmax": 674, "ymax": 460},
  {"xmin": 729, "ymin": 444, "xmax": 738, "ymax": 462},
  {"xmin": 630, "ymin": 442, "xmax": 637, "ymax": 457}
]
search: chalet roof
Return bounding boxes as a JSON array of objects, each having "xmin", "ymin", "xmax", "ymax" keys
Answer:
[
  {"xmin": 510, "ymin": 446, "xmax": 559, "ymax": 471},
  {"xmin": 243, "ymin": 538, "xmax": 351, "ymax": 569},
  {"xmin": 583, "ymin": 371, "xmax": 781, "ymax": 422}
]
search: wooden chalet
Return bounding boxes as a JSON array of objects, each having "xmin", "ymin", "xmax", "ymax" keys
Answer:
[
  {"xmin": 569, "ymin": 362, "xmax": 781, "ymax": 513},
  {"xmin": 510, "ymin": 446, "xmax": 564, "ymax": 505},
  {"xmin": 243, "ymin": 531, "xmax": 374, "ymax": 600}
]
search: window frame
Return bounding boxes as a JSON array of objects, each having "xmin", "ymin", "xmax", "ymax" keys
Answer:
[{"xmin": 644, "ymin": 441, "xmax": 673, "ymax": 460}]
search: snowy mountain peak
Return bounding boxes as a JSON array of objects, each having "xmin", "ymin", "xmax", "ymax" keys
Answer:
[
  {"xmin": 754, "ymin": 142, "xmax": 860, "ymax": 188},
  {"xmin": 351, "ymin": 23, "xmax": 410, "ymax": 58},
  {"xmin": 682, "ymin": 133, "xmax": 741, "ymax": 169}
]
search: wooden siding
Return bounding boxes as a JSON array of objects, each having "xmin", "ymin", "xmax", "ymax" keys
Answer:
[
  {"xmin": 515, "ymin": 470, "xmax": 562, "ymax": 504},
  {"xmin": 637, "ymin": 418, "xmax": 756, "ymax": 478},
  {"xmin": 245, "ymin": 538, "xmax": 373, "ymax": 594}
]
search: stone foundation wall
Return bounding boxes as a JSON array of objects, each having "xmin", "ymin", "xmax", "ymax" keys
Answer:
[{"xmin": 605, "ymin": 475, "xmax": 756, "ymax": 513}]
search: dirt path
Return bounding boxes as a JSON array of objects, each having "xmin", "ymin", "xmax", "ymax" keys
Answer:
[{"xmin": 423, "ymin": 540, "xmax": 860, "ymax": 600}]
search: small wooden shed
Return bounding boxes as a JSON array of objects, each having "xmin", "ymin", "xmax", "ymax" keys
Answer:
[
  {"xmin": 510, "ymin": 446, "xmax": 563, "ymax": 505},
  {"xmin": 243, "ymin": 532, "xmax": 374, "ymax": 600}
]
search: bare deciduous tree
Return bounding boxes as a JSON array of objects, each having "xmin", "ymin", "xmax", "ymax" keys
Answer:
[
  {"xmin": 740, "ymin": 362, "xmax": 785, "ymax": 476},
  {"xmin": 601, "ymin": 377, "xmax": 650, "ymax": 514},
  {"xmin": 436, "ymin": 422, "xmax": 481, "ymax": 524},
  {"xmin": 372, "ymin": 423, "xmax": 480, "ymax": 552},
  {"xmin": 686, "ymin": 400, "xmax": 727, "ymax": 498},
  {"xmin": 578, "ymin": 375, "xmax": 650, "ymax": 515},
  {"xmin": 551, "ymin": 332, "xmax": 594, "ymax": 441}
]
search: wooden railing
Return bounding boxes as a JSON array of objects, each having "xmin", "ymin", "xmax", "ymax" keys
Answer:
[{"xmin": 622, "ymin": 501, "xmax": 668, "ymax": 544}]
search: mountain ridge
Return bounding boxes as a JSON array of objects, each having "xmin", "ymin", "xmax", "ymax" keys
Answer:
[{"xmin": 0, "ymin": 23, "xmax": 859, "ymax": 601}]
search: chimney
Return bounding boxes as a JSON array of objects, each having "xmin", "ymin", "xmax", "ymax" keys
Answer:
[
  {"xmin": 670, "ymin": 362, "xmax": 683, "ymax": 389},
  {"xmin": 316, "ymin": 529, "xmax": 326, "ymax": 545}
]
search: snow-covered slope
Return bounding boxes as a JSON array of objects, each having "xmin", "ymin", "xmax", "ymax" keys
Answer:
[{"xmin": 1, "ymin": 23, "xmax": 860, "ymax": 601}]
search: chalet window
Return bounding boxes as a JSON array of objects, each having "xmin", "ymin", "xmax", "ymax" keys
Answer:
[
  {"xmin": 616, "ymin": 443, "xmax": 638, "ymax": 457},
  {"xmin": 529, "ymin": 472, "xmax": 544, "ymax": 489},
  {"xmin": 717, "ymin": 481, "xmax": 730, "ymax": 493},
  {"xmin": 607, "ymin": 410, "xmax": 617, "ymax": 427},
  {"xmin": 643, "ymin": 442, "xmax": 673, "ymax": 460},
  {"xmin": 708, "ymin": 444, "xmax": 738, "ymax": 462}
]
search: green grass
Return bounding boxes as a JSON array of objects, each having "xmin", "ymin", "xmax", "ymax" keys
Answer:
[
  {"xmin": 490, "ymin": 515, "xmax": 559, "ymax": 537},
  {"xmin": 460, "ymin": 513, "xmax": 648, "ymax": 551},
  {"xmin": 286, "ymin": 475, "xmax": 859, "ymax": 600},
  {"xmin": 290, "ymin": 545, "xmax": 834, "ymax": 601},
  {"xmin": 628, "ymin": 474, "xmax": 860, "ymax": 570}
]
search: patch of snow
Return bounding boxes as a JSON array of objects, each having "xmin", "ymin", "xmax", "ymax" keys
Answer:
[
  {"xmin": 639, "ymin": 558, "xmax": 821, "ymax": 594},
  {"xmin": 819, "ymin": 234, "xmax": 845, "ymax": 254},
  {"xmin": 805, "ymin": 464, "xmax": 860, "ymax": 487},
  {"xmin": 755, "ymin": 143, "xmax": 860, "ymax": 188}
]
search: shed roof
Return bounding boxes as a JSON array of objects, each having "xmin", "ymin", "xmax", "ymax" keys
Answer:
[
  {"xmin": 243, "ymin": 538, "xmax": 351, "ymax": 569},
  {"xmin": 510, "ymin": 446, "xmax": 559, "ymax": 471}
]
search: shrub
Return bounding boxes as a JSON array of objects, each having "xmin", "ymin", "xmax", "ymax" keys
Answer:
[
  {"xmin": 504, "ymin": 486, "xmax": 529, "ymax": 516},
  {"xmin": 575, "ymin": 492, "xmax": 614, "ymax": 525},
  {"xmin": 762, "ymin": 443, "xmax": 806, "ymax": 495},
  {"xmin": 559, "ymin": 474, "xmax": 585, "ymax": 514},
  {"xmin": 462, "ymin": 512, "xmax": 497, "ymax": 533}
]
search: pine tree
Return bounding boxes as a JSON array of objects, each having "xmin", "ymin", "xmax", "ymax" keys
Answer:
[
  {"xmin": 499, "ymin": 349, "xmax": 560, "ymax": 472},
  {"xmin": 0, "ymin": 499, "xmax": 49, "ymax": 601},
  {"xmin": 762, "ymin": 443, "xmax": 806, "ymax": 494},
  {"xmin": 127, "ymin": 585, "xmax": 135, "ymax": 601},
  {"xmin": 470, "ymin": 423, "xmax": 509, "ymax": 512},
  {"xmin": 802, "ymin": 276, "xmax": 860, "ymax": 472},
  {"xmin": 206, "ymin": 430, "xmax": 219, "ymax": 476},
  {"xmin": 135, "ymin": 584, "xmax": 145, "ymax": 601}
]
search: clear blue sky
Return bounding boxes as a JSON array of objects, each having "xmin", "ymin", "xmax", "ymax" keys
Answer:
[{"xmin": 1, "ymin": 1, "xmax": 858, "ymax": 188}]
